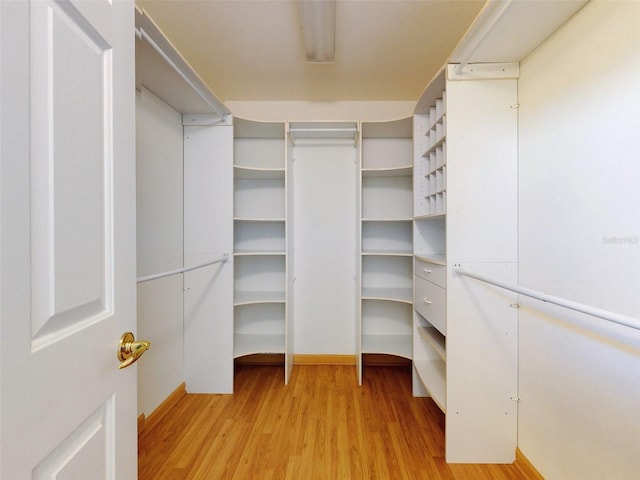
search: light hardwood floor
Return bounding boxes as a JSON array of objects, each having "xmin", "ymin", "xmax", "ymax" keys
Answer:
[{"xmin": 139, "ymin": 364, "xmax": 536, "ymax": 479}]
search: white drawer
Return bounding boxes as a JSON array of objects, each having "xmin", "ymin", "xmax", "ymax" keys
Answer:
[
  {"xmin": 414, "ymin": 275, "xmax": 446, "ymax": 335},
  {"xmin": 414, "ymin": 258, "xmax": 446, "ymax": 288}
]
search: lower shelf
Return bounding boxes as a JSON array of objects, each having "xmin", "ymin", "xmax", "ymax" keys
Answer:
[
  {"xmin": 234, "ymin": 333, "xmax": 285, "ymax": 358},
  {"xmin": 414, "ymin": 358, "xmax": 446, "ymax": 413},
  {"xmin": 362, "ymin": 334, "xmax": 412, "ymax": 359}
]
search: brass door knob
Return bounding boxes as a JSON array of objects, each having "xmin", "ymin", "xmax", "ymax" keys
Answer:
[{"xmin": 117, "ymin": 332, "xmax": 151, "ymax": 369}]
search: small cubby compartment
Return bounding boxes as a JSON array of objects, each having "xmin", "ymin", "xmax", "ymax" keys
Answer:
[
  {"xmin": 362, "ymin": 300, "xmax": 412, "ymax": 359},
  {"xmin": 234, "ymin": 220, "xmax": 285, "ymax": 254},
  {"xmin": 413, "ymin": 216, "xmax": 446, "ymax": 259},
  {"xmin": 361, "ymin": 255, "xmax": 412, "ymax": 303},
  {"xmin": 361, "ymin": 220, "xmax": 412, "ymax": 255},
  {"xmin": 234, "ymin": 303, "xmax": 285, "ymax": 358}
]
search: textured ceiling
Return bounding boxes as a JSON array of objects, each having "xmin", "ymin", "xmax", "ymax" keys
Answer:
[{"xmin": 136, "ymin": 0, "xmax": 485, "ymax": 102}]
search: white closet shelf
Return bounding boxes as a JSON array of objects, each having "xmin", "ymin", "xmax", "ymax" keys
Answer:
[
  {"xmin": 234, "ymin": 166, "xmax": 285, "ymax": 180},
  {"xmin": 234, "ymin": 217, "xmax": 286, "ymax": 222},
  {"xmin": 362, "ymin": 250, "xmax": 413, "ymax": 257},
  {"xmin": 234, "ymin": 250, "xmax": 286, "ymax": 256},
  {"xmin": 234, "ymin": 333, "xmax": 285, "ymax": 358},
  {"xmin": 362, "ymin": 287, "xmax": 413, "ymax": 303},
  {"xmin": 422, "ymin": 137, "xmax": 446, "ymax": 158},
  {"xmin": 414, "ymin": 212, "xmax": 446, "ymax": 221},
  {"xmin": 234, "ymin": 291, "xmax": 286, "ymax": 306},
  {"xmin": 417, "ymin": 326, "xmax": 446, "ymax": 361},
  {"xmin": 362, "ymin": 334, "xmax": 412, "ymax": 359},
  {"xmin": 414, "ymin": 254, "xmax": 447, "ymax": 266},
  {"xmin": 414, "ymin": 358, "xmax": 446, "ymax": 413},
  {"xmin": 362, "ymin": 217, "xmax": 413, "ymax": 223},
  {"xmin": 362, "ymin": 166, "xmax": 413, "ymax": 178}
]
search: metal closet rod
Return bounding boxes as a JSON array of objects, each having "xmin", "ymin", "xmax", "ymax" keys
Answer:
[
  {"xmin": 454, "ymin": 267, "xmax": 640, "ymax": 332},
  {"xmin": 137, "ymin": 254, "xmax": 229, "ymax": 284}
]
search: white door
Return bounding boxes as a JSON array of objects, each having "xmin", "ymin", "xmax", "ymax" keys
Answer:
[{"xmin": 0, "ymin": 0, "xmax": 137, "ymax": 478}]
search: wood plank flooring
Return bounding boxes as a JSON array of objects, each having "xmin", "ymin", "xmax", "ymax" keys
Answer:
[{"xmin": 139, "ymin": 365, "xmax": 535, "ymax": 479}]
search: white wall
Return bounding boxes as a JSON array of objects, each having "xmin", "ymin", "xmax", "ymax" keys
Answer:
[
  {"xmin": 517, "ymin": 2, "xmax": 640, "ymax": 478},
  {"xmin": 183, "ymin": 122, "xmax": 234, "ymax": 393},
  {"xmin": 136, "ymin": 88, "xmax": 185, "ymax": 417}
]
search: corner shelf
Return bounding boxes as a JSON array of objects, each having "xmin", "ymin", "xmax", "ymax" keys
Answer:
[
  {"xmin": 233, "ymin": 118, "xmax": 288, "ymax": 364},
  {"xmin": 358, "ymin": 118, "xmax": 414, "ymax": 383}
]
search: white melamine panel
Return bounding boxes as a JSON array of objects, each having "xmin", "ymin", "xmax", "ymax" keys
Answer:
[
  {"xmin": 135, "ymin": 88, "xmax": 184, "ymax": 417},
  {"xmin": 136, "ymin": 276, "xmax": 183, "ymax": 417},
  {"xmin": 445, "ymin": 262, "xmax": 518, "ymax": 463},
  {"xmin": 517, "ymin": 2, "xmax": 640, "ymax": 478},
  {"xmin": 293, "ymin": 145, "xmax": 357, "ymax": 354},
  {"xmin": 184, "ymin": 256, "xmax": 233, "ymax": 393},
  {"xmin": 183, "ymin": 124, "xmax": 234, "ymax": 393},
  {"xmin": 184, "ymin": 125, "xmax": 234, "ymax": 256},
  {"xmin": 362, "ymin": 176, "xmax": 412, "ymax": 219},
  {"xmin": 285, "ymin": 132, "xmax": 295, "ymax": 382},
  {"xmin": 136, "ymin": 88, "xmax": 183, "ymax": 276},
  {"xmin": 234, "ymin": 178, "xmax": 286, "ymax": 219},
  {"xmin": 446, "ymin": 78, "xmax": 518, "ymax": 264}
]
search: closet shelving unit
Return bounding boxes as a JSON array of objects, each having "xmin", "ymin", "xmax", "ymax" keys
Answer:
[
  {"xmin": 233, "ymin": 118, "xmax": 289, "ymax": 362},
  {"xmin": 413, "ymin": 63, "xmax": 519, "ymax": 463},
  {"xmin": 358, "ymin": 118, "xmax": 414, "ymax": 381},
  {"xmin": 413, "ymin": 67, "xmax": 448, "ymax": 411}
]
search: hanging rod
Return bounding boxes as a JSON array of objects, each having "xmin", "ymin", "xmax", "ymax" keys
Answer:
[
  {"xmin": 137, "ymin": 254, "xmax": 229, "ymax": 284},
  {"xmin": 454, "ymin": 267, "xmax": 640, "ymax": 332}
]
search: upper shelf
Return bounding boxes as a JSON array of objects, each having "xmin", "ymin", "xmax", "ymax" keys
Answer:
[
  {"xmin": 135, "ymin": 8, "xmax": 230, "ymax": 116},
  {"xmin": 450, "ymin": 0, "xmax": 588, "ymax": 67},
  {"xmin": 415, "ymin": 0, "xmax": 588, "ymax": 114}
]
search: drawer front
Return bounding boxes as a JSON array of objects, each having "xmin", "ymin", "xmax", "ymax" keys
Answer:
[
  {"xmin": 414, "ymin": 276, "xmax": 446, "ymax": 335},
  {"xmin": 414, "ymin": 258, "xmax": 446, "ymax": 287}
]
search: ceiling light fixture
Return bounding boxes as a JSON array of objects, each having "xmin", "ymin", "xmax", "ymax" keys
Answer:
[{"xmin": 298, "ymin": 0, "xmax": 336, "ymax": 63}]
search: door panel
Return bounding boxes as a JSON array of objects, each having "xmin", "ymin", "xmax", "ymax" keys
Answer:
[
  {"xmin": 31, "ymin": 0, "xmax": 114, "ymax": 347},
  {"xmin": 0, "ymin": 0, "xmax": 136, "ymax": 478}
]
